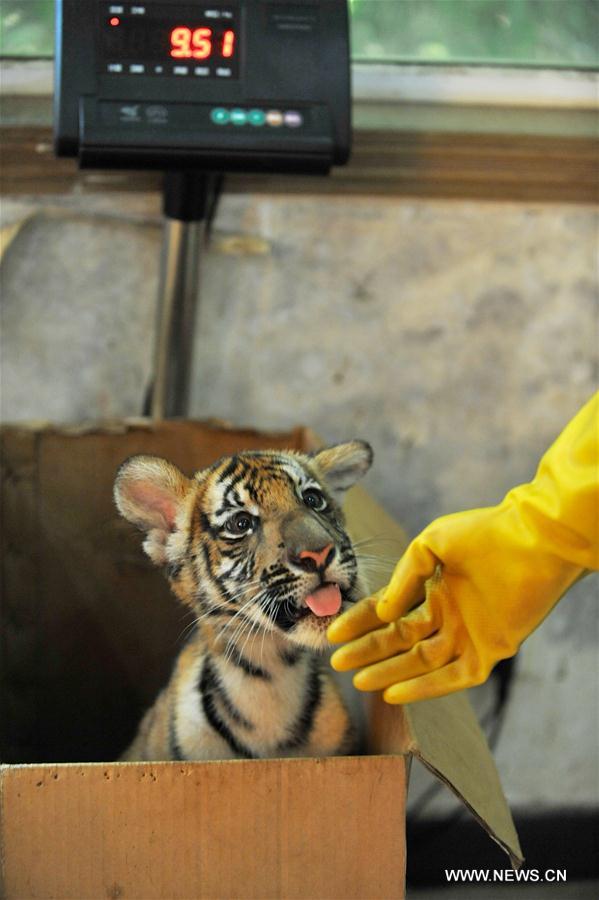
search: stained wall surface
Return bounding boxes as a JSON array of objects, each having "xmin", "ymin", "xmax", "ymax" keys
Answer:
[{"xmin": 1, "ymin": 191, "xmax": 597, "ymax": 812}]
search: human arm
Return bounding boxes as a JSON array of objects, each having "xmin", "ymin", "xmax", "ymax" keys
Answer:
[{"xmin": 328, "ymin": 393, "xmax": 599, "ymax": 704}]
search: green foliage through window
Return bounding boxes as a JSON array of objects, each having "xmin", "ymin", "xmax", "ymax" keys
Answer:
[
  {"xmin": 0, "ymin": 0, "xmax": 597, "ymax": 69},
  {"xmin": 350, "ymin": 0, "xmax": 599, "ymax": 68},
  {"xmin": 1, "ymin": 0, "xmax": 53, "ymax": 57}
]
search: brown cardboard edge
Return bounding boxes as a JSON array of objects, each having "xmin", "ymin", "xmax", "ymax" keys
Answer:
[
  {"xmin": 405, "ymin": 696, "xmax": 524, "ymax": 869},
  {"xmin": 0, "ymin": 758, "xmax": 408, "ymax": 900},
  {"xmin": 366, "ymin": 694, "xmax": 416, "ymax": 756},
  {"xmin": 367, "ymin": 696, "xmax": 523, "ymax": 868},
  {"xmin": 1, "ymin": 427, "xmax": 43, "ymax": 764},
  {"xmin": 0, "ymin": 418, "xmax": 308, "ymax": 444},
  {"xmin": 302, "ymin": 427, "xmax": 325, "ymax": 452},
  {"xmin": 413, "ymin": 752, "xmax": 524, "ymax": 870},
  {"xmin": 0, "ymin": 765, "xmax": 5, "ymax": 896}
]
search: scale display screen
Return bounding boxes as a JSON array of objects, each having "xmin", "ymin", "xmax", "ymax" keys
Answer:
[
  {"xmin": 55, "ymin": 0, "xmax": 351, "ymax": 173},
  {"xmin": 100, "ymin": 4, "xmax": 239, "ymax": 77}
]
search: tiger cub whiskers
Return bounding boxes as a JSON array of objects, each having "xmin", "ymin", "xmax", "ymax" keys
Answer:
[{"xmin": 114, "ymin": 441, "xmax": 373, "ymax": 761}]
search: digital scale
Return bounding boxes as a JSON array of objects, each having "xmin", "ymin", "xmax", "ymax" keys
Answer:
[{"xmin": 54, "ymin": 0, "xmax": 351, "ymax": 415}]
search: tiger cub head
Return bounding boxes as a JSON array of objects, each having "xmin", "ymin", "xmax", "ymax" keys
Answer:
[{"xmin": 114, "ymin": 442, "xmax": 372, "ymax": 651}]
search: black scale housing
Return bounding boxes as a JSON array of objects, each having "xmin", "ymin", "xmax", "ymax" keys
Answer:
[{"xmin": 54, "ymin": 0, "xmax": 351, "ymax": 174}]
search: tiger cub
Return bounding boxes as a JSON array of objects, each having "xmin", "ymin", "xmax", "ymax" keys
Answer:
[{"xmin": 114, "ymin": 440, "xmax": 372, "ymax": 761}]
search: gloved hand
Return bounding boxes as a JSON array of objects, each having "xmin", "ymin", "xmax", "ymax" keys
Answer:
[{"xmin": 329, "ymin": 393, "xmax": 598, "ymax": 704}]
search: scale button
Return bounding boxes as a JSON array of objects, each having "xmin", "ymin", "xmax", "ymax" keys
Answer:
[
  {"xmin": 130, "ymin": 5, "xmax": 146, "ymax": 13},
  {"xmin": 248, "ymin": 109, "xmax": 266, "ymax": 126},
  {"xmin": 173, "ymin": 65, "xmax": 189, "ymax": 75},
  {"xmin": 210, "ymin": 107, "xmax": 230, "ymax": 125},
  {"xmin": 194, "ymin": 66, "xmax": 210, "ymax": 76},
  {"xmin": 230, "ymin": 108, "xmax": 247, "ymax": 126},
  {"xmin": 107, "ymin": 63, "xmax": 123, "ymax": 74},
  {"xmin": 129, "ymin": 63, "xmax": 145, "ymax": 74},
  {"xmin": 109, "ymin": 5, "xmax": 124, "ymax": 12},
  {"xmin": 284, "ymin": 110, "xmax": 303, "ymax": 128},
  {"xmin": 216, "ymin": 67, "xmax": 232, "ymax": 78},
  {"xmin": 266, "ymin": 110, "xmax": 283, "ymax": 127},
  {"xmin": 154, "ymin": 64, "xmax": 164, "ymax": 75}
]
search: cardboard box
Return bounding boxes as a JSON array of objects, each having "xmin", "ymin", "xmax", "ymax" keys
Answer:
[{"xmin": 0, "ymin": 420, "xmax": 522, "ymax": 899}]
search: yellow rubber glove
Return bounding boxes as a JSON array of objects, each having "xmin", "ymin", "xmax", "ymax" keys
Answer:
[{"xmin": 329, "ymin": 393, "xmax": 598, "ymax": 704}]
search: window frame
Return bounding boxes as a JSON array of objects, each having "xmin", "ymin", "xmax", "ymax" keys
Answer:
[{"xmin": 1, "ymin": 59, "xmax": 597, "ymax": 203}]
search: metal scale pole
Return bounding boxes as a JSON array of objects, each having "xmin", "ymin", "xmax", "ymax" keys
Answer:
[{"xmin": 150, "ymin": 170, "xmax": 220, "ymax": 420}]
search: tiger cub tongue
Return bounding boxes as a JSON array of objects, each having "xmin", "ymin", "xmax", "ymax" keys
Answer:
[{"xmin": 304, "ymin": 583, "xmax": 342, "ymax": 617}]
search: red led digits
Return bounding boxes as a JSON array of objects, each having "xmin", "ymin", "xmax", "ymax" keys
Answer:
[
  {"xmin": 170, "ymin": 26, "xmax": 235, "ymax": 60},
  {"xmin": 170, "ymin": 26, "xmax": 192, "ymax": 58},
  {"xmin": 222, "ymin": 29, "xmax": 235, "ymax": 58},
  {"xmin": 170, "ymin": 26, "xmax": 214, "ymax": 59},
  {"xmin": 191, "ymin": 27, "xmax": 212, "ymax": 59}
]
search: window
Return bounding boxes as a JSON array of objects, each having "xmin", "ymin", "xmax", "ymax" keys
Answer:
[
  {"xmin": 0, "ymin": 0, "xmax": 53, "ymax": 57},
  {"xmin": 1, "ymin": 0, "xmax": 598, "ymax": 69},
  {"xmin": 351, "ymin": 0, "xmax": 598, "ymax": 69}
]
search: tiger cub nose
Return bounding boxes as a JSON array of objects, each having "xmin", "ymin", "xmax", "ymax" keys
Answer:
[{"xmin": 293, "ymin": 544, "xmax": 335, "ymax": 572}]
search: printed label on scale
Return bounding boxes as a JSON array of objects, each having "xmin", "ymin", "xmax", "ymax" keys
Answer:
[
  {"xmin": 146, "ymin": 105, "xmax": 168, "ymax": 124},
  {"xmin": 119, "ymin": 103, "xmax": 142, "ymax": 122}
]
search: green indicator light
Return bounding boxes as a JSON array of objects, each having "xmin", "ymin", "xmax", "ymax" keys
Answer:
[
  {"xmin": 248, "ymin": 108, "xmax": 266, "ymax": 126},
  {"xmin": 210, "ymin": 107, "xmax": 230, "ymax": 125},
  {"xmin": 230, "ymin": 108, "xmax": 247, "ymax": 125}
]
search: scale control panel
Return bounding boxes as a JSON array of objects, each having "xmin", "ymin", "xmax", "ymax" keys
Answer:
[{"xmin": 55, "ymin": 0, "xmax": 351, "ymax": 174}]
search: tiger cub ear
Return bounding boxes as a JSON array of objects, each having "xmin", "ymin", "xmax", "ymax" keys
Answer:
[
  {"xmin": 114, "ymin": 455, "xmax": 191, "ymax": 565},
  {"xmin": 312, "ymin": 440, "xmax": 373, "ymax": 498}
]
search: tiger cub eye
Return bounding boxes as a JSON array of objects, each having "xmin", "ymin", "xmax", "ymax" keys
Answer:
[
  {"xmin": 227, "ymin": 511, "xmax": 254, "ymax": 535},
  {"xmin": 302, "ymin": 488, "xmax": 327, "ymax": 511}
]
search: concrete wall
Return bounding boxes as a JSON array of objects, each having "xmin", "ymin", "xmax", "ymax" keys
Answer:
[{"xmin": 1, "ymin": 190, "xmax": 597, "ymax": 812}]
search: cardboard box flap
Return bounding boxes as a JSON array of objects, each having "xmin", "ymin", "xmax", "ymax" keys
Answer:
[
  {"xmin": 343, "ymin": 483, "xmax": 409, "ymax": 556},
  {"xmin": 342, "ymin": 474, "xmax": 522, "ymax": 869},
  {"xmin": 406, "ymin": 693, "xmax": 523, "ymax": 868},
  {"xmin": 366, "ymin": 694, "xmax": 522, "ymax": 869}
]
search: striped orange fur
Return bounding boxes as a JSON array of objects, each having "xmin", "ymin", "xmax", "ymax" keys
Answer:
[{"xmin": 114, "ymin": 442, "xmax": 373, "ymax": 761}]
